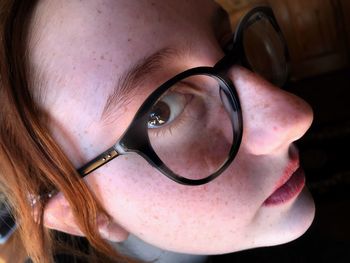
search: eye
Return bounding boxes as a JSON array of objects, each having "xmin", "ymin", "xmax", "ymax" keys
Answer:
[{"xmin": 147, "ymin": 92, "xmax": 188, "ymax": 129}]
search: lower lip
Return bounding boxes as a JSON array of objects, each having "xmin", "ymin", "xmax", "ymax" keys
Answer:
[{"xmin": 263, "ymin": 167, "xmax": 306, "ymax": 206}]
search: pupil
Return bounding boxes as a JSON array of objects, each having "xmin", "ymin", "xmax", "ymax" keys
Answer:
[{"xmin": 148, "ymin": 101, "xmax": 170, "ymax": 127}]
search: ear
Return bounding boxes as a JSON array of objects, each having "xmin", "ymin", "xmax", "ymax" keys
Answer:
[{"xmin": 42, "ymin": 192, "xmax": 129, "ymax": 242}]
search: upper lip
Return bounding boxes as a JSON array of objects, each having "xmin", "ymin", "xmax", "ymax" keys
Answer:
[{"xmin": 273, "ymin": 146, "xmax": 300, "ymax": 191}]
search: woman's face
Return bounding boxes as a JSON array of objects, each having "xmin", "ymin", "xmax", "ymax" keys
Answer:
[{"xmin": 30, "ymin": 0, "xmax": 315, "ymax": 254}]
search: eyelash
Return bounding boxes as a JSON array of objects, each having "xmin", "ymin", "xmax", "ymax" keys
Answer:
[
  {"xmin": 148, "ymin": 90, "xmax": 195, "ymax": 138},
  {"xmin": 148, "ymin": 85, "xmax": 204, "ymax": 138},
  {"xmin": 149, "ymin": 111, "xmax": 189, "ymax": 138}
]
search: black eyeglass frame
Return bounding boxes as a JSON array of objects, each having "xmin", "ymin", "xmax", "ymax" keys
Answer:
[{"xmin": 78, "ymin": 6, "xmax": 289, "ymax": 186}]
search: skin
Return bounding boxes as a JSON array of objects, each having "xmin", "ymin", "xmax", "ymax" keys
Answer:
[{"xmin": 29, "ymin": 0, "xmax": 315, "ymax": 255}]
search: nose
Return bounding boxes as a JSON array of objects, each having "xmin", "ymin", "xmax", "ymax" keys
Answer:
[{"xmin": 228, "ymin": 66, "xmax": 313, "ymax": 155}]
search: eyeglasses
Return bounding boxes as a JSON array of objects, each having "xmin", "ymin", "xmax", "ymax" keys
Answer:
[{"xmin": 78, "ymin": 6, "xmax": 289, "ymax": 186}]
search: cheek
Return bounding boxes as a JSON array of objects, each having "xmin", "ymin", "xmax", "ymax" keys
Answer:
[{"xmin": 84, "ymin": 153, "xmax": 265, "ymax": 253}]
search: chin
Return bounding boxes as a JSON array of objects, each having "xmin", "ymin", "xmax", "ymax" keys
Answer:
[
  {"xmin": 266, "ymin": 187, "xmax": 315, "ymax": 247},
  {"xmin": 284, "ymin": 187, "xmax": 315, "ymax": 240},
  {"xmin": 245, "ymin": 186, "xmax": 315, "ymax": 251}
]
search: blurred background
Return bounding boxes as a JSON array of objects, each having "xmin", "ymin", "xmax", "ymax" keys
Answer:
[{"xmin": 215, "ymin": 0, "xmax": 350, "ymax": 262}]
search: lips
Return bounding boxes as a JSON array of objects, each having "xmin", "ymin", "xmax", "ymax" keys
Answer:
[
  {"xmin": 263, "ymin": 146, "xmax": 306, "ymax": 206},
  {"xmin": 263, "ymin": 167, "xmax": 305, "ymax": 206},
  {"xmin": 273, "ymin": 157, "xmax": 299, "ymax": 191}
]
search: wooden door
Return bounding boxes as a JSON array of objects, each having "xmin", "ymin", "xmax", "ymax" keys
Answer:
[{"xmin": 217, "ymin": 0, "xmax": 350, "ymax": 80}]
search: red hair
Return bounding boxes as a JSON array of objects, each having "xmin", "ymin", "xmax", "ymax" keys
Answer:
[{"xmin": 0, "ymin": 1, "xmax": 139, "ymax": 262}]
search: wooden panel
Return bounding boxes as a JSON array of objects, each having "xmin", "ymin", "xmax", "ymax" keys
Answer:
[
  {"xmin": 217, "ymin": 0, "xmax": 268, "ymax": 28},
  {"xmin": 216, "ymin": 0, "xmax": 261, "ymax": 13},
  {"xmin": 218, "ymin": 0, "xmax": 350, "ymax": 80},
  {"xmin": 269, "ymin": 0, "xmax": 348, "ymax": 79}
]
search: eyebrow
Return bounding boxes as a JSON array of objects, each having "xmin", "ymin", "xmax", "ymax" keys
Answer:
[
  {"xmin": 100, "ymin": 47, "xmax": 185, "ymax": 122},
  {"xmin": 101, "ymin": 7, "xmax": 227, "ymax": 123}
]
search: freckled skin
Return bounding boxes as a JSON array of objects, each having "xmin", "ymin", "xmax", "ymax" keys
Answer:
[{"xmin": 31, "ymin": 0, "xmax": 315, "ymax": 255}]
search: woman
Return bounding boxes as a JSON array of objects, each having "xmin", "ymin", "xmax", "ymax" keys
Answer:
[{"xmin": 0, "ymin": 0, "xmax": 315, "ymax": 262}]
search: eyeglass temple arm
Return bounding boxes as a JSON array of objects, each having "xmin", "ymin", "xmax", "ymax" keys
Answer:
[
  {"xmin": 77, "ymin": 147, "xmax": 119, "ymax": 177},
  {"xmin": 0, "ymin": 148, "xmax": 120, "ymax": 243}
]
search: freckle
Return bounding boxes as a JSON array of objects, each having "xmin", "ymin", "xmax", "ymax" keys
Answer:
[
  {"xmin": 97, "ymin": 9, "xmax": 102, "ymax": 14},
  {"xmin": 109, "ymin": 58, "xmax": 113, "ymax": 62},
  {"xmin": 128, "ymin": 38, "xmax": 131, "ymax": 42},
  {"xmin": 108, "ymin": 22, "xmax": 111, "ymax": 27},
  {"xmin": 100, "ymin": 55, "xmax": 105, "ymax": 60},
  {"xmin": 93, "ymin": 58, "xmax": 97, "ymax": 61},
  {"xmin": 151, "ymin": 2, "xmax": 156, "ymax": 6},
  {"xmin": 273, "ymin": 126, "xmax": 278, "ymax": 131},
  {"xmin": 73, "ymin": 66, "xmax": 76, "ymax": 70}
]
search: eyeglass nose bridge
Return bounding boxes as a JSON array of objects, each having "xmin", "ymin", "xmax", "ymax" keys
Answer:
[{"xmin": 213, "ymin": 42, "xmax": 242, "ymax": 74}]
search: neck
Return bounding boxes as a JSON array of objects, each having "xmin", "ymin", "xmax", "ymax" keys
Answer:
[{"xmin": 112, "ymin": 234, "xmax": 209, "ymax": 263}]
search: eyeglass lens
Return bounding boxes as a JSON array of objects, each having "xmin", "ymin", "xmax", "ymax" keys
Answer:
[
  {"xmin": 242, "ymin": 11, "xmax": 288, "ymax": 86},
  {"xmin": 147, "ymin": 75, "xmax": 234, "ymax": 180}
]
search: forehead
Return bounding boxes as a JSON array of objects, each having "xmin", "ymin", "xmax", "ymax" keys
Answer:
[
  {"xmin": 29, "ymin": 0, "xmax": 217, "ymax": 69},
  {"xmin": 29, "ymin": 0, "xmax": 218, "ymax": 112},
  {"xmin": 28, "ymin": 0, "xmax": 221, "ymax": 161}
]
